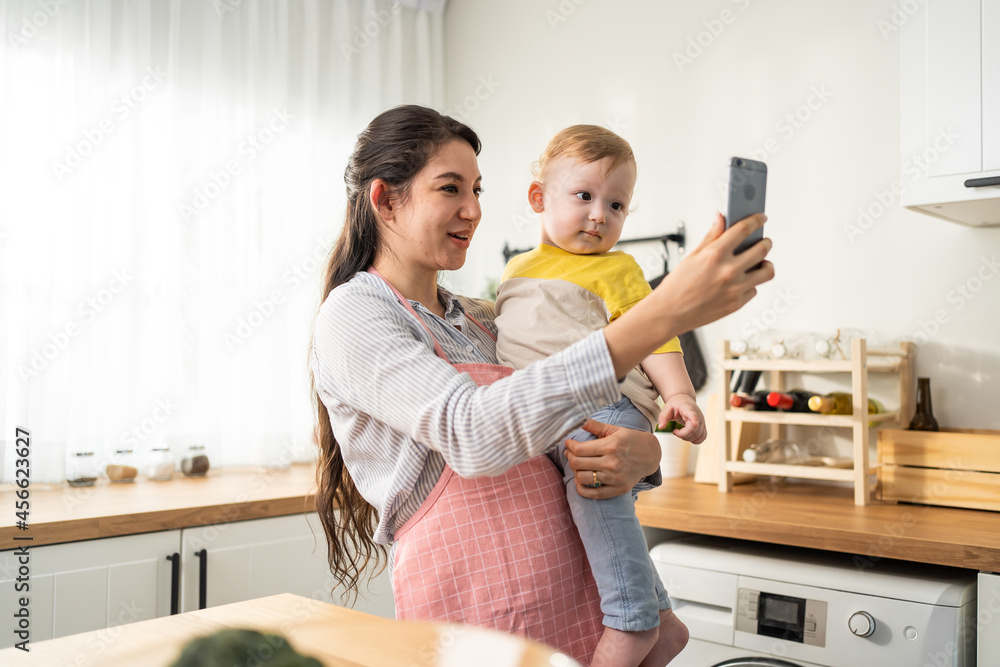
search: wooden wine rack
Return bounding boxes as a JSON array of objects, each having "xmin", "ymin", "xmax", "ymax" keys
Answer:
[{"xmin": 718, "ymin": 338, "xmax": 915, "ymax": 505}]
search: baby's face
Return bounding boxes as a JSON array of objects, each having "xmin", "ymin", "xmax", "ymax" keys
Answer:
[{"xmin": 535, "ymin": 156, "xmax": 636, "ymax": 255}]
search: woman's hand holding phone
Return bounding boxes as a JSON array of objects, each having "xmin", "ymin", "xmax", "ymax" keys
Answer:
[
  {"xmin": 654, "ymin": 211, "xmax": 772, "ymax": 328},
  {"xmin": 602, "ymin": 212, "xmax": 772, "ymax": 380}
]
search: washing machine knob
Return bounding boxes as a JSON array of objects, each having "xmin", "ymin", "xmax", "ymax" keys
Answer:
[{"xmin": 848, "ymin": 611, "xmax": 876, "ymax": 637}]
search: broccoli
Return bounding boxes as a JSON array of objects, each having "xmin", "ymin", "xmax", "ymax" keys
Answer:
[{"xmin": 169, "ymin": 628, "xmax": 323, "ymax": 667}]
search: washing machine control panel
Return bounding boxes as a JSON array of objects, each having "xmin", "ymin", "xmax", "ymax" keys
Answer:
[{"xmin": 735, "ymin": 588, "xmax": 828, "ymax": 647}]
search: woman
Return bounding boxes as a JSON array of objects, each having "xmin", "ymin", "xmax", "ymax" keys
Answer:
[{"xmin": 310, "ymin": 105, "xmax": 771, "ymax": 664}]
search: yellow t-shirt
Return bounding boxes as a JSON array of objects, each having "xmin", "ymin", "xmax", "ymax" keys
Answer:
[{"xmin": 495, "ymin": 243, "xmax": 681, "ymax": 427}]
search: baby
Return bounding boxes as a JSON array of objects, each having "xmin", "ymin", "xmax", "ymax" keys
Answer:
[{"xmin": 495, "ymin": 125, "xmax": 704, "ymax": 666}]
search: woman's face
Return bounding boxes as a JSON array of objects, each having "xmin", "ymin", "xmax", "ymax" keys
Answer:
[{"xmin": 384, "ymin": 139, "xmax": 483, "ymax": 275}]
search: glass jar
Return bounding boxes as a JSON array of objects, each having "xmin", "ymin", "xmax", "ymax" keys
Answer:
[
  {"xmin": 742, "ymin": 439, "xmax": 810, "ymax": 464},
  {"xmin": 67, "ymin": 451, "xmax": 98, "ymax": 487},
  {"xmin": 181, "ymin": 445, "xmax": 210, "ymax": 477},
  {"xmin": 145, "ymin": 447, "xmax": 174, "ymax": 481},
  {"xmin": 106, "ymin": 449, "xmax": 138, "ymax": 483},
  {"xmin": 770, "ymin": 336, "xmax": 804, "ymax": 360}
]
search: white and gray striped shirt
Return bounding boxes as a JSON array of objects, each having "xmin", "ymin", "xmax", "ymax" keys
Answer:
[{"xmin": 310, "ymin": 271, "xmax": 622, "ymax": 546}]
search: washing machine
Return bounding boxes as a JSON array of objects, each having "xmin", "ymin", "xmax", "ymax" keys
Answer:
[{"xmin": 649, "ymin": 535, "xmax": 977, "ymax": 667}]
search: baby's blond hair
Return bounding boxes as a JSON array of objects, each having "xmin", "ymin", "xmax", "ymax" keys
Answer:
[{"xmin": 536, "ymin": 125, "xmax": 635, "ymax": 180}]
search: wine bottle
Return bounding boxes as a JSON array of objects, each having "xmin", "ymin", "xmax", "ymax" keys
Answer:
[
  {"xmin": 807, "ymin": 392, "xmax": 886, "ymax": 416},
  {"xmin": 730, "ymin": 390, "xmax": 775, "ymax": 411},
  {"xmin": 739, "ymin": 371, "xmax": 762, "ymax": 394},
  {"xmin": 766, "ymin": 390, "xmax": 820, "ymax": 412},
  {"xmin": 909, "ymin": 377, "xmax": 939, "ymax": 431},
  {"xmin": 731, "ymin": 371, "xmax": 746, "ymax": 395},
  {"xmin": 730, "ymin": 371, "xmax": 762, "ymax": 406}
]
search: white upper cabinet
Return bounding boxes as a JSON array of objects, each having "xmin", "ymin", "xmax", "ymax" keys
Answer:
[
  {"xmin": 902, "ymin": 0, "xmax": 1000, "ymax": 225},
  {"xmin": 986, "ymin": 0, "xmax": 1000, "ymax": 172}
]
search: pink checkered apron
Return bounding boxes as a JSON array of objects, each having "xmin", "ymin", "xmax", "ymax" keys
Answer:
[{"xmin": 369, "ymin": 268, "xmax": 603, "ymax": 664}]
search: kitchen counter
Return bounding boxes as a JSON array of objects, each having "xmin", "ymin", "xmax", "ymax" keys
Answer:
[
  {"xmin": 635, "ymin": 476, "xmax": 1000, "ymax": 571},
  {"xmin": 0, "ymin": 593, "xmax": 568, "ymax": 666},
  {"xmin": 3, "ymin": 466, "xmax": 998, "ymax": 572},
  {"xmin": 0, "ymin": 465, "xmax": 317, "ymax": 550}
]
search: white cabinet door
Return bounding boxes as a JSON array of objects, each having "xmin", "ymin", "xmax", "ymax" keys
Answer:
[
  {"xmin": 180, "ymin": 513, "xmax": 394, "ymax": 620},
  {"xmin": 926, "ymin": 0, "xmax": 981, "ymax": 177},
  {"xmin": 0, "ymin": 530, "xmax": 179, "ymax": 648},
  {"xmin": 981, "ymin": 572, "xmax": 1000, "ymax": 665},
  {"xmin": 901, "ymin": 0, "xmax": 1000, "ymax": 225},
  {"xmin": 984, "ymin": 0, "xmax": 1000, "ymax": 171}
]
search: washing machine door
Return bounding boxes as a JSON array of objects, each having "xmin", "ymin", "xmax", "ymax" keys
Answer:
[{"xmin": 713, "ymin": 659, "xmax": 805, "ymax": 667}]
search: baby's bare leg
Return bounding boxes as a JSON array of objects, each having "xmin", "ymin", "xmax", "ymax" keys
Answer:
[
  {"xmin": 591, "ymin": 626, "xmax": 659, "ymax": 667},
  {"xmin": 639, "ymin": 609, "xmax": 689, "ymax": 666}
]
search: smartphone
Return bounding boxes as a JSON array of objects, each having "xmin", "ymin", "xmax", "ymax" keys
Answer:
[{"xmin": 726, "ymin": 157, "xmax": 767, "ymax": 256}]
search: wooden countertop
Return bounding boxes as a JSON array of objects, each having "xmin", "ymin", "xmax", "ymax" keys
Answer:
[
  {"xmin": 0, "ymin": 465, "xmax": 317, "ymax": 550},
  {"xmin": 636, "ymin": 476, "xmax": 1000, "ymax": 571},
  {"xmin": 0, "ymin": 593, "xmax": 570, "ymax": 666},
  {"xmin": 4, "ymin": 465, "xmax": 998, "ymax": 573}
]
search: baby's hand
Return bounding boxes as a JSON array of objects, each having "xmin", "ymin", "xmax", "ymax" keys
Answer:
[{"xmin": 657, "ymin": 395, "xmax": 707, "ymax": 444}]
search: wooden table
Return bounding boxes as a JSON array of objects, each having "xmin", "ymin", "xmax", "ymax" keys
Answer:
[
  {"xmin": 0, "ymin": 594, "xmax": 575, "ymax": 666},
  {"xmin": 636, "ymin": 476, "xmax": 1000, "ymax": 571}
]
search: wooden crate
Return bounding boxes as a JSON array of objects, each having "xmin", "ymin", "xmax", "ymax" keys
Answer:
[{"xmin": 878, "ymin": 428, "xmax": 1000, "ymax": 511}]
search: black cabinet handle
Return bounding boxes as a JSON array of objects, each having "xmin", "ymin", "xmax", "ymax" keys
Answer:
[
  {"xmin": 195, "ymin": 549, "xmax": 208, "ymax": 610},
  {"xmin": 166, "ymin": 553, "xmax": 180, "ymax": 615},
  {"xmin": 964, "ymin": 176, "xmax": 1000, "ymax": 188}
]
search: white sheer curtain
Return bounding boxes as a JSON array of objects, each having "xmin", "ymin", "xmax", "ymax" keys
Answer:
[{"xmin": 1, "ymin": 0, "xmax": 445, "ymax": 482}]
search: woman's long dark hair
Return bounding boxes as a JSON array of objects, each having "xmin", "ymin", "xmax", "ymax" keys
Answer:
[{"xmin": 310, "ymin": 105, "xmax": 480, "ymax": 598}]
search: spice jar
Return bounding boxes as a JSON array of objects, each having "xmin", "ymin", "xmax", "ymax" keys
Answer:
[
  {"xmin": 67, "ymin": 451, "xmax": 98, "ymax": 487},
  {"xmin": 106, "ymin": 449, "xmax": 138, "ymax": 483},
  {"xmin": 145, "ymin": 447, "xmax": 175, "ymax": 481},
  {"xmin": 181, "ymin": 445, "xmax": 210, "ymax": 477}
]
